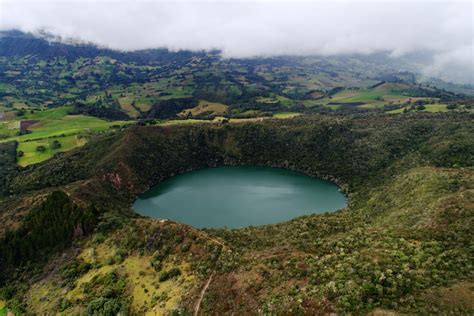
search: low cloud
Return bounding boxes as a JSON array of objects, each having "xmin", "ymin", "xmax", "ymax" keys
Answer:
[{"xmin": 0, "ymin": 0, "xmax": 472, "ymax": 83}]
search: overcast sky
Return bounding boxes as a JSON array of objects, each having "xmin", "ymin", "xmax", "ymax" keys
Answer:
[{"xmin": 0, "ymin": 0, "xmax": 472, "ymax": 83}]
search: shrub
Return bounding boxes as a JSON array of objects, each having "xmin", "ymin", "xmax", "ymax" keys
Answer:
[
  {"xmin": 51, "ymin": 140, "xmax": 61, "ymax": 149},
  {"xmin": 159, "ymin": 268, "xmax": 181, "ymax": 282}
]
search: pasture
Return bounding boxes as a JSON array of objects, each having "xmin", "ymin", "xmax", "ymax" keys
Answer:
[
  {"xmin": 317, "ymin": 83, "xmax": 430, "ymax": 108},
  {"xmin": 0, "ymin": 300, "xmax": 5, "ymax": 316},
  {"xmin": 387, "ymin": 103, "xmax": 449, "ymax": 114},
  {"xmin": 17, "ymin": 134, "xmax": 87, "ymax": 166},
  {"xmin": 0, "ymin": 106, "xmax": 132, "ymax": 166},
  {"xmin": 178, "ymin": 100, "xmax": 228, "ymax": 117}
]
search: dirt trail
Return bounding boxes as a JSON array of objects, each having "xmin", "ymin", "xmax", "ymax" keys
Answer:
[{"xmin": 194, "ymin": 273, "xmax": 214, "ymax": 316}]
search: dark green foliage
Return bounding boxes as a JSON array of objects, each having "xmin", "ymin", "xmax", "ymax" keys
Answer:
[
  {"xmin": 58, "ymin": 298, "xmax": 71, "ymax": 312},
  {"xmin": 85, "ymin": 297, "xmax": 129, "ymax": 316},
  {"xmin": 51, "ymin": 140, "xmax": 61, "ymax": 149},
  {"xmin": 0, "ymin": 285, "xmax": 15, "ymax": 300},
  {"xmin": 145, "ymin": 98, "xmax": 198, "ymax": 119},
  {"xmin": 159, "ymin": 268, "xmax": 181, "ymax": 282},
  {"xmin": 151, "ymin": 258, "xmax": 163, "ymax": 272},
  {"xmin": 0, "ymin": 141, "xmax": 17, "ymax": 195},
  {"xmin": 70, "ymin": 103, "xmax": 131, "ymax": 121},
  {"xmin": 447, "ymin": 103, "xmax": 458, "ymax": 110},
  {"xmin": 35, "ymin": 145, "xmax": 46, "ymax": 152},
  {"xmin": 0, "ymin": 191, "xmax": 99, "ymax": 283},
  {"xmin": 82, "ymin": 271, "xmax": 129, "ymax": 315},
  {"xmin": 61, "ymin": 260, "xmax": 92, "ymax": 283}
]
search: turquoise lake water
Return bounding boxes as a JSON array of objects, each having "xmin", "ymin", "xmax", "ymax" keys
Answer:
[{"xmin": 133, "ymin": 166, "xmax": 347, "ymax": 228}]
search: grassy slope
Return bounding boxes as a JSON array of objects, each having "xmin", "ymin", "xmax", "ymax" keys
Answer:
[
  {"xmin": 22, "ymin": 219, "xmax": 220, "ymax": 315},
  {"xmin": 317, "ymin": 83, "xmax": 431, "ymax": 108},
  {"xmin": 17, "ymin": 134, "xmax": 86, "ymax": 166},
  {"xmin": 178, "ymin": 100, "xmax": 228, "ymax": 117},
  {"xmin": 387, "ymin": 104, "xmax": 448, "ymax": 114}
]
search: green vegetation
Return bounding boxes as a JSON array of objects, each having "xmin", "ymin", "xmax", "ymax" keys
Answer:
[
  {"xmin": 159, "ymin": 268, "xmax": 182, "ymax": 282},
  {"xmin": 179, "ymin": 100, "xmax": 228, "ymax": 118},
  {"xmin": 0, "ymin": 106, "xmax": 133, "ymax": 166},
  {"xmin": 0, "ymin": 141, "xmax": 17, "ymax": 194},
  {"xmin": 1, "ymin": 31, "xmax": 472, "ymax": 168},
  {"xmin": 0, "ymin": 30, "xmax": 473, "ymax": 315},
  {"xmin": 0, "ymin": 191, "xmax": 99, "ymax": 280},
  {"xmin": 0, "ymin": 112, "xmax": 472, "ymax": 314},
  {"xmin": 17, "ymin": 134, "xmax": 86, "ymax": 166}
]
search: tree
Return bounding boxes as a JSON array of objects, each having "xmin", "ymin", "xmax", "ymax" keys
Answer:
[
  {"xmin": 51, "ymin": 140, "xmax": 62, "ymax": 149},
  {"xmin": 36, "ymin": 145, "xmax": 46, "ymax": 152}
]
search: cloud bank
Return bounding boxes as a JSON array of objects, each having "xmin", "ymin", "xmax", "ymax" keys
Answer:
[{"xmin": 0, "ymin": 0, "xmax": 472, "ymax": 83}]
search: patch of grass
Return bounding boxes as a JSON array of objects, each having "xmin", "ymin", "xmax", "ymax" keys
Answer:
[
  {"xmin": 0, "ymin": 107, "xmax": 120, "ymax": 143},
  {"xmin": 65, "ymin": 248, "xmax": 194, "ymax": 314},
  {"xmin": 0, "ymin": 300, "xmax": 5, "ymax": 316},
  {"xmin": 0, "ymin": 83, "xmax": 15, "ymax": 93},
  {"xmin": 118, "ymin": 97, "xmax": 140, "ymax": 118},
  {"xmin": 387, "ymin": 104, "xmax": 448, "ymax": 114},
  {"xmin": 23, "ymin": 106, "xmax": 72, "ymax": 120},
  {"xmin": 257, "ymin": 95, "xmax": 294, "ymax": 107},
  {"xmin": 158, "ymin": 119, "xmax": 211, "ymax": 126},
  {"xmin": 179, "ymin": 100, "xmax": 228, "ymax": 118},
  {"xmin": 0, "ymin": 106, "xmax": 134, "ymax": 166},
  {"xmin": 320, "ymin": 84, "xmax": 430, "ymax": 108},
  {"xmin": 26, "ymin": 281, "xmax": 64, "ymax": 314},
  {"xmin": 17, "ymin": 134, "xmax": 87, "ymax": 166},
  {"xmin": 424, "ymin": 104, "xmax": 448, "ymax": 112},
  {"xmin": 272, "ymin": 112, "xmax": 301, "ymax": 119}
]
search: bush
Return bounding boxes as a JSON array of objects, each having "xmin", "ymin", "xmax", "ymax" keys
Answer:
[
  {"xmin": 159, "ymin": 268, "xmax": 181, "ymax": 282},
  {"xmin": 51, "ymin": 140, "xmax": 61, "ymax": 149},
  {"xmin": 446, "ymin": 103, "xmax": 458, "ymax": 110}
]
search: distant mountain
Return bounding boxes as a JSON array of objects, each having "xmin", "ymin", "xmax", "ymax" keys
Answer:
[
  {"xmin": 0, "ymin": 30, "xmax": 209, "ymax": 64},
  {"xmin": 0, "ymin": 29, "xmax": 472, "ymax": 110}
]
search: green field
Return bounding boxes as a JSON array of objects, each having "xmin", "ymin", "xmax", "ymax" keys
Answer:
[
  {"xmin": 159, "ymin": 112, "xmax": 302, "ymax": 126},
  {"xmin": 17, "ymin": 134, "xmax": 87, "ymax": 166},
  {"xmin": 257, "ymin": 94, "xmax": 294, "ymax": 107},
  {"xmin": 272, "ymin": 112, "xmax": 301, "ymax": 119},
  {"xmin": 1, "ymin": 105, "xmax": 300, "ymax": 166},
  {"xmin": 387, "ymin": 104, "xmax": 448, "ymax": 114},
  {"xmin": 317, "ymin": 83, "xmax": 430, "ymax": 108},
  {"xmin": 0, "ymin": 106, "xmax": 133, "ymax": 166},
  {"xmin": 4, "ymin": 108, "xmax": 131, "ymax": 143},
  {"xmin": 179, "ymin": 100, "xmax": 228, "ymax": 117},
  {"xmin": 0, "ymin": 300, "xmax": 5, "ymax": 316}
]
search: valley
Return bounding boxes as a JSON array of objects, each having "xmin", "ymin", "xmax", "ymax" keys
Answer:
[{"xmin": 0, "ymin": 31, "xmax": 472, "ymax": 167}]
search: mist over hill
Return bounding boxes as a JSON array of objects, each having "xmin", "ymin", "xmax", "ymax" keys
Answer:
[
  {"xmin": 0, "ymin": 30, "xmax": 472, "ymax": 97},
  {"xmin": 1, "ymin": 0, "xmax": 472, "ymax": 84}
]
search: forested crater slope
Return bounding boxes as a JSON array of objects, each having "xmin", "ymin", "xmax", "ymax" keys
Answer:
[{"xmin": 0, "ymin": 112, "xmax": 473, "ymax": 314}]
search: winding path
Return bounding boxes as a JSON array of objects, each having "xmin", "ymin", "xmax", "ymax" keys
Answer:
[{"xmin": 194, "ymin": 273, "xmax": 214, "ymax": 316}]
